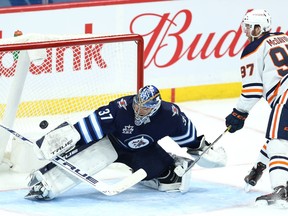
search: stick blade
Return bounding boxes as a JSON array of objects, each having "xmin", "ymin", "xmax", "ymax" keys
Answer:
[{"xmin": 97, "ymin": 169, "xmax": 147, "ymax": 196}]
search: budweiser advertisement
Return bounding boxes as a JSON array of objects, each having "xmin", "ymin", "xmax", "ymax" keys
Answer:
[{"xmin": 0, "ymin": 0, "xmax": 287, "ymax": 100}]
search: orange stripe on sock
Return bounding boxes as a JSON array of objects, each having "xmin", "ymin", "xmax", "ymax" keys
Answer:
[{"xmin": 269, "ymin": 160, "xmax": 288, "ymax": 167}]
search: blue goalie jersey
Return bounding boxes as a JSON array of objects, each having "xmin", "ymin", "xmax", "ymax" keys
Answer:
[{"xmin": 74, "ymin": 95, "xmax": 199, "ymax": 151}]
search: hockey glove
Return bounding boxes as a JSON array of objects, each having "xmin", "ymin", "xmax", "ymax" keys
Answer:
[
  {"xmin": 225, "ymin": 108, "xmax": 248, "ymax": 133},
  {"xmin": 186, "ymin": 135, "xmax": 207, "ymax": 156}
]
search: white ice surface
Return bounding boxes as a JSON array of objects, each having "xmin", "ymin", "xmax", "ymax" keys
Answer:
[{"xmin": 1, "ymin": 98, "xmax": 287, "ymax": 216}]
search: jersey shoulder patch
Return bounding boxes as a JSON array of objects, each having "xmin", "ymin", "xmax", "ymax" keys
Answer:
[
  {"xmin": 160, "ymin": 101, "xmax": 180, "ymax": 117},
  {"xmin": 115, "ymin": 96, "xmax": 133, "ymax": 110}
]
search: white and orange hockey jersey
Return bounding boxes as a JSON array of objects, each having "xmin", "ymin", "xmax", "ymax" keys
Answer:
[{"xmin": 236, "ymin": 32, "xmax": 288, "ymax": 113}]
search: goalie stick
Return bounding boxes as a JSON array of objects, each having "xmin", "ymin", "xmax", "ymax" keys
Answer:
[
  {"xmin": 0, "ymin": 124, "xmax": 147, "ymax": 196},
  {"xmin": 184, "ymin": 125, "xmax": 231, "ymax": 174}
]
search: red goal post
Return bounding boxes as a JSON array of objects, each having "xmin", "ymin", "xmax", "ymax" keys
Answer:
[{"xmin": 0, "ymin": 33, "xmax": 144, "ymax": 169}]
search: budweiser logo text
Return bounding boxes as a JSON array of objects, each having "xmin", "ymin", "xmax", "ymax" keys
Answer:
[
  {"xmin": 0, "ymin": 9, "xmax": 287, "ymax": 77},
  {"xmin": 130, "ymin": 9, "xmax": 287, "ymax": 68}
]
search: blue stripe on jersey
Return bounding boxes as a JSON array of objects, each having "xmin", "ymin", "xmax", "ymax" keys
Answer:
[
  {"xmin": 271, "ymin": 97, "xmax": 280, "ymax": 108},
  {"xmin": 266, "ymin": 82, "xmax": 278, "ymax": 99},
  {"xmin": 78, "ymin": 119, "xmax": 93, "ymax": 144},
  {"xmin": 241, "ymin": 94, "xmax": 262, "ymax": 99},
  {"xmin": 243, "ymin": 83, "xmax": 263, "ymax": 88},
  {"xmin": 171, "ymin": 120, "xmax": 196, "ymax": 145},
  {"xmin": 260, "ymin": 149, "xmax": 268, "ymax": 158},
  {"xmin": 241, "ymin": 83, "xmax": 263, "ymax": 99},
  {"xmin": 281, "ymin": 74, "xmax": 288, "ymax": 85},
  {"xmin": 88, "ymin": 112, "xmax": 104, "ymax": 140},
  {"xmin": 266, "ymin": 75, "xmax": 288, "ymax": 107}
]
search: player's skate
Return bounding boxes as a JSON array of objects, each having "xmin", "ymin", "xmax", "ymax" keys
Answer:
[
  {"xmin": 255, "ymin": 182, "xmax": 288, "ymax": 208},
  {"xmin": 187, "ymin": 135, "xmax": 227, "ymax": 168},
  {"xmin": 25, "ymin": 170, "xmax": 54, "ymax": 200},
  {"xmin": 244, "ymin": 162, "xmax": 266, "ymax": 192},
  {"xmin": 141, "ymin": 155, "xmax": 192, "ymax": 193}
]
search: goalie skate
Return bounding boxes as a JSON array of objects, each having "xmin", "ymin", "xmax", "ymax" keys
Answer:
[
  {"xmin": 25, "ymin": 170, "xmax": 53, "ymax": 200},
  {"xmin": 25, "ymin": 182, "xmax": 51, "ymax": 200}
]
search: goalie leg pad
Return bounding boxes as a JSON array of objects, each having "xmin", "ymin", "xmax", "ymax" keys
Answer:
[
  {"xmin": 35, "ymin": 122, "xmax": 81, "ymax": 160},
  {"xmin": 26, "ymin": 137, "xmax": 117, "ymax": 200}
]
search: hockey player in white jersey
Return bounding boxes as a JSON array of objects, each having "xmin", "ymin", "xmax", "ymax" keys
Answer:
[
  {"xmin": 25, "ymin": 85, "xmax": 227, "ymax": 200},
  {"xmin": 225, "ymin": 9, "xmax": 288, "ymax": 207}
]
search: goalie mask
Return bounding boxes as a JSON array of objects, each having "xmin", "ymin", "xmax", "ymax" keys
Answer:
[
  {"xmin": 241, "ymin": 9, "xmax": 271, "ymax": 39},
  {"xmin": 133, "ymin": 85, "xmax": 161, "ymax": 126}
]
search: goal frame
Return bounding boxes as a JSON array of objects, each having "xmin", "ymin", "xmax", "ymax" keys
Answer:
[
  {"xmin": 0, "ymin": 34, "xmax": 144, "ymax": 89},
  {"xmin": 0, "ymin": 33, "xmax": 144, "ymax": 167}
]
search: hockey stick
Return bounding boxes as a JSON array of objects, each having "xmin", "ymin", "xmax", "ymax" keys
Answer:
[
  {"xmin": 0, "ymin": 124, "xmax": 147, "ymax": 196},
  {"xmin": 184, "ymin": 125, "xmax": 231, "ymax": 174}
]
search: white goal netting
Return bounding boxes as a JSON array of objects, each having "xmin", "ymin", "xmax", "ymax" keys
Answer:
[{"xmin": 0, "ymin": 33, "xmax": 144, "ymax": 171}]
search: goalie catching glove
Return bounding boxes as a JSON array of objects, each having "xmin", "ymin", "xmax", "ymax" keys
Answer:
[
  {"xmin": 187, "ymin": 135, "xmax": 227, "ymax": 168},
  {"xmin": 34, "ymin": 122, "xmax": 80, "ymax": 160}
]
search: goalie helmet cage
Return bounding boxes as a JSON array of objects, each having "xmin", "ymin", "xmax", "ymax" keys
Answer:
[{"xmin": 0, "ymin": 33, "xmax": 144, "ymax": 166}]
